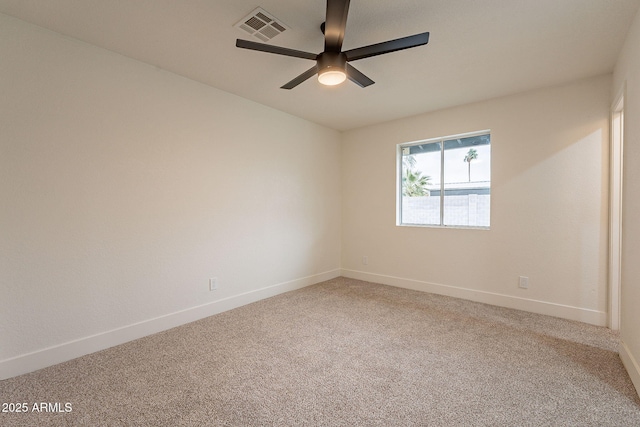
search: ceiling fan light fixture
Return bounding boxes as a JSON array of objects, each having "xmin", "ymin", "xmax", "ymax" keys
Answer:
[
  {"xmin": 318, "ymin": 67, "xmax": 347, "ymax": 86},
  {"xmin": 317, "ymin": 51, "xmax": 348, "ymax": 86}
]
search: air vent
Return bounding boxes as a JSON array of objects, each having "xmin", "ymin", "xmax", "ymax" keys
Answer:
[{"xmin": 234, "ymin": 7, "xmax": 288, "ymax": 42}]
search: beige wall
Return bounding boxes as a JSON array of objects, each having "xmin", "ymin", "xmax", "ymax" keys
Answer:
[
  {"xmin": 613, "ymin": 6, "xmax": 640, "ymax": 396},
  {"xmin": 0, "ymin": 14, "xmax": 341, "ymax": 378},
  {"xmin": 342, "ymin": 75, "xmax": 611, "ymax": 325}
]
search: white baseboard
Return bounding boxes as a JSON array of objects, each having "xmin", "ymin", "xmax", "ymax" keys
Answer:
[
  {"xmin": 0, "ymin": 269, "xmax": 341, "ymax": 381},
  {"xmin": 341, "ymin": 269, "xmax": 607, "ymax": 326},
  {"xmin": 619, "ymin": 340, "xmax": 640, "ymax": 399}
]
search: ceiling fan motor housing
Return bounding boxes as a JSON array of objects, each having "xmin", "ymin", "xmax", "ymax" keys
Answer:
[{"xmin": 317, "ymin": 51, "xmax": 347, "ymax": 73}]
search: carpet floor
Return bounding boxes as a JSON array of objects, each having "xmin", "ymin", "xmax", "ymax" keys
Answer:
[{"xmin": 1, "ymin": 277, "xmax": 639, "ymax": 426}]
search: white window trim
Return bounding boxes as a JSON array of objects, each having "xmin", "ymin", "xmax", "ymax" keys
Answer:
[{"xmin": 397, "ymin": 129, "xmax": 491, "ymax": 229}]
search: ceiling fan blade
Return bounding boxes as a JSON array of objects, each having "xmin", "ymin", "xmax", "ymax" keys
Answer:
[
  {"xmin": 236, "ymin": 39, "xmax": 317, "ymax": 60},
  {"xmin": 324, "ymin": 0, "xmax": 350, "ymax": 52},
  {"xmin": 346, "ymin": 64, "xmax": 374, "ymax": 88},
  {"xmin": 281, "ymin": 66, "xmax": 318, "ymax": 89},
  {"xmin": 344, "ymin": 32, "xmax": 430, "ymax": 62}
]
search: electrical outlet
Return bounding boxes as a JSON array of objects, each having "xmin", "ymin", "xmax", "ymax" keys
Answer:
[
  {"xmin": 209, "ymin": 277, "xmax": 218, "ymax": 291},
  {"xmin": 518, "ymin": 276, "xmax": 529, "ymax": 289},
  {"xmin": 362, "ymin": 256, "xmax": 368, "ymax": 265}
]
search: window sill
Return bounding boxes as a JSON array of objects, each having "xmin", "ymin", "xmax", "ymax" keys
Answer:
[{"xmin": 397, "ymin": 223, "xmax": 490, "ymax": 230}]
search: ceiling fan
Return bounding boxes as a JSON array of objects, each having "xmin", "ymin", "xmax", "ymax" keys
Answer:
[{"xmin": 235, "ymin": 0, "xmax": 430, "ymax": 89}]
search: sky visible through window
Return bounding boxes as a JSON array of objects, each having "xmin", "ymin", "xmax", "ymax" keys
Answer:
[{"xmin": 415, "ymin": 145, "xmax": 491, "ymax": 186}]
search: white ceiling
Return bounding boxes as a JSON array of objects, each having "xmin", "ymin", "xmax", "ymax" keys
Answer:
[{"xmin": 1, "ymin": 0, "xmax": 638, "ymax": 131}]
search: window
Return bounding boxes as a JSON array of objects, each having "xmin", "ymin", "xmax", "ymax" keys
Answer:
[{"xmin": 398, "ymin": 131, "xmax": 491, "ymax": 228}]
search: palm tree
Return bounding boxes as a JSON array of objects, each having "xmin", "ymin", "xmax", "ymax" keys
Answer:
[
  {"xmin": 463, "ymin": 148, "xmax": 478, "ymax": 182},
  {"xmin": 402, "ymin": 169, "xmax": 431, "ymax": 196},
  {"xmin": 402, "ymin": 154, "xmax": 417, "ymax": 170}
]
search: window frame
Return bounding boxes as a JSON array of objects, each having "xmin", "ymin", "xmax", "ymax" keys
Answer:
[{"xmin": 396, "ymin": 130, "xmax": 491, "ymax": 229}]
